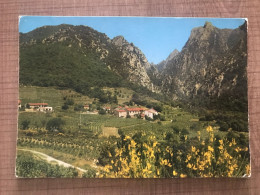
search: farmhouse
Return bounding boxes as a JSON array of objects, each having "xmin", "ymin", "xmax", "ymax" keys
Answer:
[
  {"xmin": 84, "ymin": 104, "xmax": 89, "ymax": 110},
  {"xmin": 144, "ymin": 108, "xmax": 158, "ymax": 119},
  {"xmin": 113, "ymin": 106, "xmax": 158, "ymax": 119},
  {"xmin": 28, "ymin": 103, "xmax": 48, "ymax": 109},
  {"xmin": 28, "ymin": 103, "xmax": 53, "ymax": 112},
  {"xmin": 125, "ymin": 107, "xmax": 145, "ymax": 117},
  {"xmin": 114, "ymin": 108, "xmax": 128, "ymax": 118},
  {"xmin": 38, "ymin": 106, "xmax": 53, "ymax": 112}
]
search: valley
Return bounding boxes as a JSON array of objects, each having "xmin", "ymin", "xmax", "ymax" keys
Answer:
[{"xmin": 17, "ymin": 20, "xmax": 250, "ymax": 178}]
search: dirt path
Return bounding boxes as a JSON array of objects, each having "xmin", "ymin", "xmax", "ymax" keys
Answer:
[{"xmin": 18, "ymin": 148, "xmax": 87, "ymax": 173}]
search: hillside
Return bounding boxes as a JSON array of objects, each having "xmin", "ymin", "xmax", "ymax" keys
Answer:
[{"xmin": 19, "ymin": 24, "xmax": 158, "ymax": 94}]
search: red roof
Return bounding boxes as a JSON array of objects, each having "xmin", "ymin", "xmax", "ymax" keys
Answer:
[
  {"xmin": 126, "ymin": 107, "xmax": 145, "ymax": 112},
  {"xmin": 117, "ymin": 110, "xmax": 127, "ymax": 112},
  {"xmin": 147, "ymin": 108, "xmax": 158, "ymax": 113},
  {"xmin": 29, "ymin": 103, "xmax": 48, "ymax": 106}
]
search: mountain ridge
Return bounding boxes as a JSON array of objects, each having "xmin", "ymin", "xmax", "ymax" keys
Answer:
[{"xmin": 19, "ymin": 22, "xmax": 247, "ymax": 111}]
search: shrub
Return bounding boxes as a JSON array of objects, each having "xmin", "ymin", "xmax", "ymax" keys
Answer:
[
  {"xmin": 62, "ymin": 103, "xmax": 69, "ymax": 110},
  {"xmin": 74, "ymin": 104, "xmax": 84, "ymax": 111},
  {"xmin": 46, "ymin": 118, "xmax": 65, "ymax": 132},
  {"xmin": 21, "ymin": 120, "xmax": 30, "ymax": 130}
]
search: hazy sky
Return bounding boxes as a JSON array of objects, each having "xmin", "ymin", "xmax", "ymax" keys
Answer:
[{"xmin": 19, "ymin": 16, "xmax": 246, "ymax": 64}]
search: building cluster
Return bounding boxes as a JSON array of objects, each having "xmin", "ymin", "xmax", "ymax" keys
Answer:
[
  {"xmin": 18, "ymin": 100, "xmax": 53, "ymax": 113},
  {"xmin": 113, "ymin": 106, "xmax": 158, "ymax": 119},
  {"xmin": 19, "ymin": 99, "xmax": 158, "ymax": 119}
]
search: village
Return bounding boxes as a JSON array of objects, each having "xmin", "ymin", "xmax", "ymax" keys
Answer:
[{"xmin": 18, "ymin": 99, "xmax": 159, "ymax": 120}]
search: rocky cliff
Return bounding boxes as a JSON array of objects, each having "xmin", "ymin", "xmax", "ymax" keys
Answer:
[{"xmin": 159, "ymin": 22, "xmax": 247, "ymax": 105}]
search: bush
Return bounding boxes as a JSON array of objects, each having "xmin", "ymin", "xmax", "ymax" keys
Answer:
[
  {"xmin": 62, "ymin": 103, "xmax": 69, "ymax": 110},
  {"xmin": 46, "ymin": 118, "xmax": 65, "ymax": 132},
  {"xmin": 21, "ymin": 120, "xmax": 30, "ymax": 130},
  {"xmin": 65, "ymin": 99, "xmax": 74, "ymax": 105},
  {"xmin": 218, "ymin": 121, "xmax": 229, "ymax": 131},
  {"xmin": 74, "ymin": 104, "xmax": 84, "ymax": 111}
]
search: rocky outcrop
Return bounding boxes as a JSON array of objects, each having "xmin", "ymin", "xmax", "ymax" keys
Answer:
[
  {"xmin": 157, "ymin": 49, "xmax": 179, "ymax": 71},
  {"xmin": 160, "ymin": 22, "xmax": 247, "ymax": 102},
  {"xmin": 111, "ymin": 36, "xmax": 160, "ymax": 92}
]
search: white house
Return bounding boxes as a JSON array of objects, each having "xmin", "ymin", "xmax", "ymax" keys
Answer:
[
  {"xmin": 144, "ymin": 108, "xmax": 158, "ymax": 119},
  {"xmin": 38, "ymin": 106, "xmax": 53, "ymax": 112},
  {"xmin": 114, "ymin": 108, "xmax": 127, "ymax": 118},
  {"xmin": 28, "ymin": 103, "xmax": 48, "ymax": 109}
]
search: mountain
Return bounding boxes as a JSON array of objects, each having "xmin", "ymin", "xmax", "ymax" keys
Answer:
[
  {"xmin": 159, "ymin": 21, "xmax": 247, "ymax": 110},
  {"xmin": 156, "ymin": 49, "xmax": 179, "ymax": 71},
  {"xmin": 111, "ymin": 36, "xmax": 160, "ymax": 92},
  {"xmin": 19, "ymin": 22, "xmax": 247, "ymax": 112},
  {"xmin": 19, "ymin": 24, "xmax": 157, "ymax": 93}
]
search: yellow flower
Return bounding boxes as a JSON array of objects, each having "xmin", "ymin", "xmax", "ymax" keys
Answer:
[
  {"xmin": 235, "ymin": 147, "xmax": 241, "ymax": 152},
  {"xmin": 191, "ymin": 146, "xmax": 196, "ymax": 153},
  {"xmin": 124, "ymin": 135, "xmax": 131, "ymax": 141},
  {"xmin": 208, "ymin": 146, "xmax": 214, "ymax": 152},
  {"xmin": 218, "ymin": 145, "xmax": 224, "ymax": 150},
  {"xmin": 180, "ymin": 174, "xmax": 187, "ymax": 178},
  {"xmin": 187, "ymin": 163, "xmax": 192, "ymax": 169},
  {"xmin": 173, "ymin": 170, "xmax": 178, "ymax": 176},
  {"xmin": 206, "ymin": 126, "xmax": 213, "ymax": 132},
  {"xmin": 232, "ymin": 138, "xmax": 237, "ymax": 146},
  {"xmin": 219, "ymin": 139, "xmax": 223, "ymax": 145},
  {"xmin": 130, "ymin": 139, "xmax": 136, "ymax": 148},
  {"xmin": 186, "ymin": 154, "xmax": 192, "ymax": 162},
  {"xmin": 153, "ymin": 141, "xmax": 158, "ymax": 147}
]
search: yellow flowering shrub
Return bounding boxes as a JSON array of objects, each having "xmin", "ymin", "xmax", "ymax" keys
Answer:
[{"xmin": 98, "ymin": 126, "xmax": 250, "ymax": 178}]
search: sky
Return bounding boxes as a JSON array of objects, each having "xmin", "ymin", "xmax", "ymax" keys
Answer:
[{"xmin": 19, "ymin": 16, "xmax": 246, "ymax": 64}]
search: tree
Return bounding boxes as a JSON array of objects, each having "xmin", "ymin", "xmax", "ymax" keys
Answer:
[
  {"xmin": 113, "ymin": 95, "xmax": 118, "ymax": 104},
  {"xmin": 74, "ymin": 104, "xmax": 84, "ymax": 111},
  {"xmin": 65, "ymin": 99, "xmax": 74, "ymax": 105},
  {"xmin": 21, "ymin": 120, "xmax": 30, "ymax": 130},
  {"xmin": 46, "ymin": 118, "xmax": 65, "ymax": 131},
  {"xmin": 62, "ymin": 103, "xmax": 69, "ymax": 110}
]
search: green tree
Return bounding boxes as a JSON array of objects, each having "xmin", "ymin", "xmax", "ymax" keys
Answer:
[
  {"xmin": 21, "ymin": 120, "xmax": 30, "ymax": 130},
  {"xmin": 46, "ymin": 118, "xmax": 65, "ymax": 131}
]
